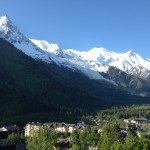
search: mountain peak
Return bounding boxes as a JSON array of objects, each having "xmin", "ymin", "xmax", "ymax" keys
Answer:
[
  {"xmin": 0, "ymin": 15, "xmax": 13, "ymax": 26},
  {"xmin": 0, "ymin": 15, "xmax": 50, "ymax": 62},
  {"xmin": 30, "ymin": 39, "xmax": 63, "ymax": 56},
  {"xmin": 30, "ymin": 39, "xmax": 60, "ymax": 52},
  {"xmin": 88, "ymin": 48, "xmax": 111, "ymax": 57},
  {"xmin": 0, "ymin": 15, "xmax": 17, "ymax": 36},
  {"xmin": 89, "ymin": 47, "xmax": 107, "ymax": 53},
  {"xmin": 126, "ymin": 49, "xmax": 134, "ymax": 54},
  {"xmin": 124, "ymin": 50, "xmax": 137, "ymax": 58},
  {"xmin": 0, "ymin": 15, "xmax": 33, "ymax": 46},
  {"xmin": 0, "ymin": 15, "xmax": 10, "ymax": 21}
]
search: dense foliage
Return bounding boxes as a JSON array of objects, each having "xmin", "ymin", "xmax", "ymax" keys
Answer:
[
  {"xmin": 70, "ymin": 126, "xmax": 100, "ymax": 150},
  {"xmin": 98, "ymin": 124, "xmax": 150, "ymax": 150},
  {"xmin": 97, "ymin": 104, "xmax": 150, "ymax": 121}
]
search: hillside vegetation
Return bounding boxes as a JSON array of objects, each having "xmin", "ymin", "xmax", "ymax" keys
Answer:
[{"xmin": 0, "ymin": 38, "xmax": 150, "ymax": 125}]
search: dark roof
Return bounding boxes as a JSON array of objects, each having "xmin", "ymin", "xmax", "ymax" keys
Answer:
[
  {"xmin": 3, "ymin": 125, "xmax": 20, "ymax": 131},
  {"xmin": 135, "ymin": 118, "xmax": 147, "ymax": 121},
  {"xmin": 44, "ymin": 122, "xmax": 75, "ymax": 128}
]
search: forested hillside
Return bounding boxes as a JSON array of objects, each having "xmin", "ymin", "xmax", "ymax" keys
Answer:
[{"xmin": 0, "ymin": 38, "xmax": 150, "ymax": 125}]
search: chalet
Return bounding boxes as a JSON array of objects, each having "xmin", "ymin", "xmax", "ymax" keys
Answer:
[
  {"xmin": 44, "ymin": 122, "xmax": 67, "ymax": 132},
  {"xmin": 44, "ymin": 122, "xmax": 76, "ymax": 133},
  {"xmin": 55, "ymin": 123, "xmax": 67, "ymax": 132}
]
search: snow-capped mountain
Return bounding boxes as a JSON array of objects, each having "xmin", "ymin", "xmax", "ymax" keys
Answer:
[
  {"xmin": 0, "ymin": 16, "xmax": 114, "ymax": 82},
  {"xmin": 0, "ymin": 15, "xmax": 150, "ymax": 86},
  {"xmin": 0, "ymin": 15, "xmax": 53, "ymax": 62},
  {"xmin": 63, "ymin": 48, "xmax": 150, "ymax": 79},
  {"xmin": 31, "ymin": 37, "xmax": 150, "ymax": 81}
]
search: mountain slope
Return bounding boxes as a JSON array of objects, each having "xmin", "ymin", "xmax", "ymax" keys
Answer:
[
  {"xmin": 0, "ymin": 15, "xmax": 150, "ymax": 98},
  {"xmin": 101, "ymin": 66, "xmax": 150, "ymax": 96},
  {"xmin": 61, "ymin": 48, "xmax": 150, "ymax": 80},
  {"xmin": 0, "ymin": 16, "xmax": 115, "ymax": 83},
  {"xmin": 1, "ymin": 15, "xmax": 150, "ymax": 84},
  {"xmin": 0, "ymin": 38, "xmax": 105, "ymax": 123},
  {"xmin": 31, "ymin": 39, "xmax": 150, "ymax": 96},
  {"xmin": 0, "ymin": 38, "xmax": 150, "ymax": 125},
  {"xmin": 0, "ymin": 15, "xmax": 53, "ymax": 62},
  {"xmin": 31, "ymin": 37, "xmax": 150, "ymax": 82}
]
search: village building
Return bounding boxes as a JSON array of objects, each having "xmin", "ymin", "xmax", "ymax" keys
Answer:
[
  {"xmin": 131, "ymin": 118, "xmax": 147, "ymax": 124},
  {"xmin": 0, "ymin": 125, "xmax": 20, "ymax": 148},
  {"xmin": 24, "ymin": 122, "xmax": 40, "ymax": 137},
  {"xmin": 0, "ymin": 125, "xmax": 20, "ymax": 133},
  {"xmin": 44, "ymin": 122, "xmax": 76, "ymax": 133}
]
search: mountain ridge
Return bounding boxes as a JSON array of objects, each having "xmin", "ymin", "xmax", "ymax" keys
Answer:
[
  {"xmin": 1, "ymin": 38, "xmax": 150, "ymax": 125},
  {"xmin": 0, "ymin": 15, "xmax": 150, "ymax": 96}
]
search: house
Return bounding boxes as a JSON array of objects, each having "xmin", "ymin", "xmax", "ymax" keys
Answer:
[
  {"xmin": 44, "ymin": 122, "xmax": 67, "ymax": 132},
  {"xmin": 68, "ymin": 124, "xmax": 76, "ymax": 133},
  {"xmin": 77, "ymin": 120, "xmax": 85, "ymax": 126},
  {"xmin": 0, "ymin": 125, "xmax": 20, "ymax": 148},
  {"xmin": 124, "ymin": 119, "xmax": 130, "ymax": 123},
  {"xmin": 93, "ymin": 119, "xmax": 101, "ymax": 126},
  {"xmin": 137, "ymin": 130, "xmax": 150, "ymax": 137},
  {"xmin": 76, "ymin": 125, "xmax": 86, "ymax": 132},
  {"xmin": 0, "ymin": 125, "xmax": 20, "ymax": 133},
  {"xmin": 44, "ymin": 122, "xmax": 54, "ymax": 128},
  {"xmin": 131, "ymin": 118, "xmax": 147, "ymax": 124},
  {"xmin": 44, "ymin": 122, "xmax": 76, "ymax": 133},
  {"xmin": 28, "ymin": 121, "xmax": 86, "ymax": 135},
  {"xmin": 51, "ymin": 123, "xmax": 76, "ymax": 133},
  {"xmin": 88, "ymin": 146, "xmax": 98, "ymax": 150},
  {"xmin": 55, "ymin": 123, "xmax": 67, "ymax": 132},
  {"xmin": 24, "ymin": 122, "xmax": 40, "ymax": 137},
  {"xmin": 98, "ymin": 128, "xmax": 103, "ymax": 133}
]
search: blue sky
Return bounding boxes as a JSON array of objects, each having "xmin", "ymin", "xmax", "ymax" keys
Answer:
[{"xmin": 0, "ymin": 0, "xmax": 150, "ymax": 58}]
